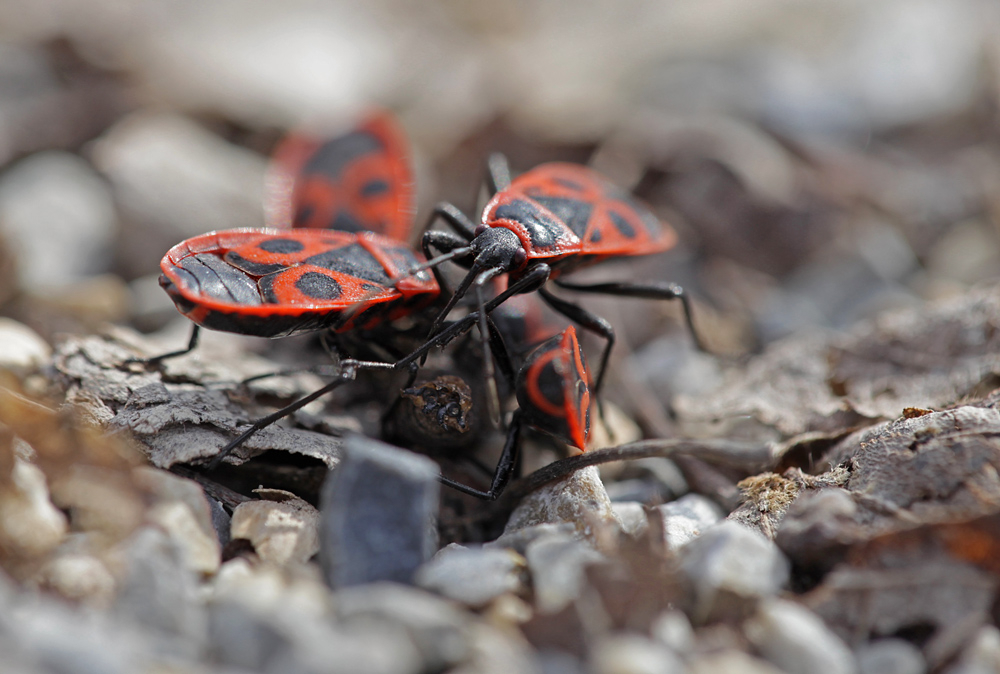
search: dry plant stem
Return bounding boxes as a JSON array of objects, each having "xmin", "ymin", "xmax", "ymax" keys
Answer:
[{"xmin": 503, "ymin": 437, "xmax": 774, "ymax": 504}]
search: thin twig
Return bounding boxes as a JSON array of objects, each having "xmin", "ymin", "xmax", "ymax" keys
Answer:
[{"xmin": 502, "ymin": 437, "xmax": 775, "ymax": 504}]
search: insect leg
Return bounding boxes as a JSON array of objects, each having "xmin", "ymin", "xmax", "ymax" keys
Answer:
[
  {"xmin": 125, "ymin": 324, "xmax": 201, "ymax": 366},
  {"xmin": 553, "ymin": 280, "xmax": 706, "ymax": 352},
  {"xmin": 486, "ymin": 153, "xmax": 512, "ymax": 196},
  {"xmin": 208, "ymin": 358, "xmax": 395, "ymax": 470},
  {"xmin": 422, "ymin": 202, "xmax": 478, "ymax": 239},
  {"xmin": 537, "ymin": 287, "xmax": 616, "ymax": 398},
  {"xmin": 473, "ymin": 267, "xmax": 504, "ymax": 426},
  {"xmin": 438, "ymin": 410, "xmax": 524, "ymax": 501}
]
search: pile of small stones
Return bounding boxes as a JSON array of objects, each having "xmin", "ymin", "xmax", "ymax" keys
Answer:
[{"xmin": 4, "ymin": 283, "xmax": 1000, "ymax": 674}]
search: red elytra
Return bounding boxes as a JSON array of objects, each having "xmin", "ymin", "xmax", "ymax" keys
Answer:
[
  {"xmin": 480, "ymin": 162, "xmax": 677, "ymax": 279},
  {"xmin": 515, "ymin": 326, "xmax": 590, "ymax": 453},
  {"xmin": 159, "ymin": 228, "xmax": 438, "ymax": 339},
  {"xmin": 265, "ymin": 111, "xmax": 415, "ymax": 243}
]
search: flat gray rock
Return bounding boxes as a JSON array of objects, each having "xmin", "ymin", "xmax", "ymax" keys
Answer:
[
  {"xmin": 319, "ymin": 435, "xmax": 439, "ymax": 587},
  {"xmin": 679, "ymin": 521, "xmax": 790, "ymax": 622}
]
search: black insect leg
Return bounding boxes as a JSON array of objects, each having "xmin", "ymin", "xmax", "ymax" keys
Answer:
[
  {"xmin": 553, "ymin": 280, "xmax": 706, "ymax": 352},
  {"xmin": 439, "ymin": 410, "xmax": 524, "ymax": 501},
  {"xmin": 125, "ymin": 324, "xmax": 201, "ymax": 366},
  {"xmin": 422, "ymin": 202, "xmax": 478, "ymax": 240},
  {"xmin": 486, "ymin": 315, "xmax": 516, "ymax": 391},
  {"xmin": 392, "ymin": 264, "xmax": 553, "ymax": 374},
  {"xmin": 207, "ymin": 358, "xmax": 395, "ymax": 470},
  {"xmin": 535, "ymin": 286, "xmax": 613, "ymax": 432},
  {"xmin": 486, "ymin": 153, "xmax": 512, "ymax": 196},
  {"xmin": 537, "ymin": 286, "xmax": 616, "ymax": 397},
  {"xmin": 473, "ymin": 266, "xmax": 504, "ymax": 426},
  {"xmin": 421, "ymin": 228, "xmax": 480, "ymax": 323}
]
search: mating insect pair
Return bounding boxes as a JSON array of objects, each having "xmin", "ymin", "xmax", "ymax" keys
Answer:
[{"xmin": 152, "ymin": 111, "xmax": 701, "ymax": 498}]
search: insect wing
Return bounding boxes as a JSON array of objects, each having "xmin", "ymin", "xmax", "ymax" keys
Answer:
[
  {"xmin": 265, "ymin": 111, "xmax": 416, "ymax": 242},
  {"xmin": 160, "ymin": 228, "xmax": 437, "ymax": 338},
  {"xmin": 516, "ymin": 326, "xmax": 591, "ymax": 452},
  {"xmin": 492, "ymin": 163, "xmax": 677, "ymax": 260}
]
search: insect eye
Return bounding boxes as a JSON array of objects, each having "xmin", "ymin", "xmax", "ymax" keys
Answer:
[
  {"xmin": 513, "ymin": 248, "xmax": 527, "ymax": 267},
  {"xmin": 475, "ymin": 224, "xmax": 488, "ymax": 237}
]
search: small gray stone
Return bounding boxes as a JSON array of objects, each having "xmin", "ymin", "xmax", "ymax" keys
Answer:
[
  {"xmin": 35, "ymin": 551, "xmax": 116, "ymax": 605},
  {"xmin": 611, "ymin": 502, "xmax": 648, "ymax": 537},
  {"xmin": 335, "ymin": 582, "xmax": 471, "ymax": 671},
  {"xmin": 319, "ymin": 435, "xmax": 439, "ymax": 587},
  {"xmin": 746, "ymin": 599, "xmax": 857, "ymax": 674},
  {"xmin": 231, "ymin": 491, "xmax": 319, "ymax": 567},
  {"xmin": 679, "ymin": 521, "xmax": 789, "ymax": 622},
  {"xmin": 0, "ymin": 456, "xmax": 66, "ymax": 561},
  {"xmin": 208, "ymin": 600, "xmax": 291, "ymax": 672},
  {"xmin": 856, "ymin": 639, "xmax": 926, "ymax": 674},
  {"xmin": 944, "ymin": 625, "xmax": 1000, "ymax": 674},
  {"xmin": 0, "ymin": 151, "xmax": 116, "ymax": 289},
  {"xmin": 536, "ymin": 650, "xmax": 584, "ymax": 674},
  {"xmin": 4, "ymin": 599, "xmax": 142, "ymax": 674},
  {"xmin": 0, "ymin": 319, "xmax": 50, "ymax": 377},
  {"xmin": 134, "ymin": 466, "xmax": 222, "ymax": 575},
  {"xmin": 451, "ymin": 622, "xmax": 541, "ymax": 674},
  {"xmin": 650, "ymin": 609, "xmax": 695, "ymax": 654},
  {"xmin": 589, "ymin": 634, "xmax": 686, "ymax": 674},
  {"xmin": 689, "ymin": 650, "xmax": 785, "ymax": 674},
  {"xmin": 525, "ymin": 533, "xmax": 604, "ymax": 614},
  {"xmin": 505, "ymin": 466, "xmax": 618, "ymax": 542},
  {"xmin": 487, "ymin": 523, "xmax": 578, "ymax": 555},
  {"xmin": 656, "ymin": 493, "xmax": 724, "ymax": 550},
  {"xmin": 91, "ymin": 112, "xmax": 266, "ymax": 278},
  {"xmin": 112, "ymin": 526, "xmax": 206, "ymax": 657},
  {"xmin": 415, "ymin": 544, "xmax": 527, "ymax": 608},
  {"xmin": 604, "ymin": 456, "xmax": 688, "ymax": 504}
]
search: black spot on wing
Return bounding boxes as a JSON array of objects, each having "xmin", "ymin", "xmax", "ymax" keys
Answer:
[
  {"xmin": 360, "ymin": 179, "xmax": 390, "ymax": 196},
  {"xmin": 530, "ymin": 195, "xmax": 592, "ymax": 239},
  {"xmin": 259, "ymin": 238, "xmax": 304, "ymax": 254},
  {"xmin": 294, "ymin": 205, "xmax": 314, "ymax": 227},
  {"xmin": 494, "ymin": 200, "xmax": 560, "ymax": 247},
  {"xmin": 608, "ymin": 210, "xmax": 637, "ymax": 239},
  {"xmin": 304, "ymin": 242, "xmax": 391, "ymax": 284},
  {"xmin": 589, "ymin": 229, "xmax": 602, "ymax": 243},
  {"xmin": 295, "ymin": 271, "xmax": 342, "ymax": 300},
  {"xmin": 330, "ymin": 211, "xmax": 367, "ymax": 233},
  {"xmin": 609, "ymin": 194, "xmax": 663, "ymax": 238},
  {"xmin": 302, "ymin": 131, "xmax": 382, "ymax": 179},
  {"xmin": 174, "ymin": 254, "xmax": 262, "ymax": 305},
  {"xmin": 536, "ymin": 359, "xmax": 565, "ymax": 411},
  {"xmin": 224, "ymin": 251, "xmax": 286, "ymax": 276}
]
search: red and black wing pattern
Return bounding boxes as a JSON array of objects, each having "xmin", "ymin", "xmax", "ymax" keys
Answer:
[
  {"xmin": 265, "ymin": 111, "xmax": 416, "ymax": 243},
  {"xmin": 482, "ymin": 162, "xmax": 676, "ymax": 271},
  {"xmin": 515, "ymin": 326, "xmax": 591, "ymax": 453},
  {"xmin": 160, "ymin": 229, "xmax": 437, "ymax": 338}
]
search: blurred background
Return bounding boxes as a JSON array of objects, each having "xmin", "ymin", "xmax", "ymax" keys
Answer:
[{"xmin": 0, "ymin": 0, "xmax": 998, "ymax": 403}]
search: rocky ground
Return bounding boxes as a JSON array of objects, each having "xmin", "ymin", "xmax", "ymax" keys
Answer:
[{"xmin": 2, "ymin": 1, "xmax": 1000, "ymax": 673}]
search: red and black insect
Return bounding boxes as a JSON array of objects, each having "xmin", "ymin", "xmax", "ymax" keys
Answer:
[
  {"xmin": 266, "ymin": 111, "xmax": 415, "ymax": 242},
  {"xmin": 451, "ymin": 324, "xmax": 590, "ymax": 500},
  {"xmin": 160, "ymin": 228, "xmax": 437, "ymax": 339},
  {"xmin": 418, "ymin": 156, "xmax": 704, "ymax": 398}
]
